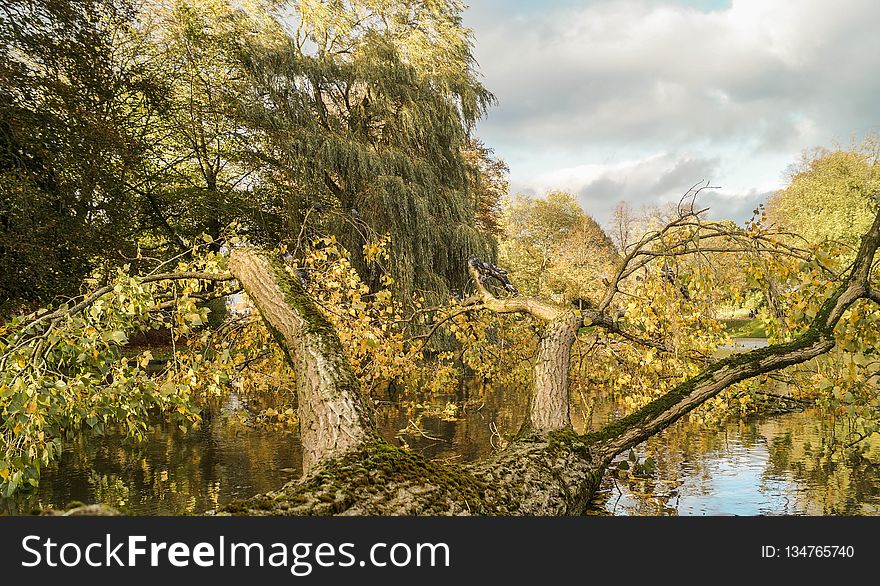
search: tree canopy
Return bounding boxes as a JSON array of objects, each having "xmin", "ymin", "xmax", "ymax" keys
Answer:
[
  {"xmin": 3, "ymin": 0, "xmax": 880, "ymax": 517},
  {"xmin": 0, "ymin": 0, "xmax": 499, "ymax": 315},
  {"xmin": 0, "ymin": 0, "xmax": 164, "ymax": 310},
  {"xmin": 232, "ymin": 0, "xmax": 497, "ymax": 298},
  {"xmin": 766, "ymin": 140, "xmax": 880, "ymax": 249},
  {"xmin": 499, "ymin": 191, "xmax": 619, "ymax": 303}
]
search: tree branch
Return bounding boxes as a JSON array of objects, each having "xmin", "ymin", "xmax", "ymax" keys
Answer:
[
  {"xmin": 2, "ymin": 271, "xmax": 236, "ymax": 365},
  {"xmin": 582, "ymin": 308, "xmax": 710, "ymax": 361},
  {"xmin": 589, "ymin": 203, "xmax": 880, "ymax": 462},
  {"xmin": 467, "ymin": 258, "xmax": 562, "ymax": 322},
  {"xmin": 597, "ymin": 192, "xmax": 841, "ymax": 311}
]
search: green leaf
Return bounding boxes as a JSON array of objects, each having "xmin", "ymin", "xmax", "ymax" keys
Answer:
[{"xmin": 106, "ymin": 330, "xmax": 128, "ymax": 345}]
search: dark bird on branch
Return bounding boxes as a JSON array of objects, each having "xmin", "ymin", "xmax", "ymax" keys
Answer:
[
  {"xmin": 660, "ymin": 264, "xmax": 690, "ymax": 300},
  {"xmin": 468, "ymin": 257, "xmax": 518, "ymax": 295}
]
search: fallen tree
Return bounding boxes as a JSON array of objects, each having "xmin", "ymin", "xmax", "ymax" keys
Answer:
[
  {"xmin": 219, "ymin": 196, "xmax": 880, "ymax": 515},
  {"xmin": 4, "ymin": 192, "xmax": 878, "ymax": 514}
]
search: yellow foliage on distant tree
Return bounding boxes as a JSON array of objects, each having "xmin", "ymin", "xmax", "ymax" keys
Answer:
[
  {"xmin": 766, "ymin": 138, "xmax": 880, "ymax": 249},
  {"xmin": 499, "ymin": 191, "xmax": 619, "ymax": 304}
]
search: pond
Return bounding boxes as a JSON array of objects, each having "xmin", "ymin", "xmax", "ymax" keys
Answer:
[
  {"xmin": 588, "ymin": 409, "xmax": 880, "ymax": 515},
  {"xmin": 3, "ymin": 378, "xmax": 880, "ymax": 515}
]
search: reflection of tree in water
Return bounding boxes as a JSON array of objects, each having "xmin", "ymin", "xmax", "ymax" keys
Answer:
[
  {"xmin": 761, "ymin": 416, "xmax": 880, "ymax": 515},
  {"xmin": 588, "ymin": 409, "xmax": 880, "ymax": 516},
  {"xmin": 3, "ymin": 381, "xmax": 529, "ymax": 515},
  {"xmin": 4, "ymin": 384, "xmax": 880, "ymax": 516},
  {"xmin": 2, "ymin": 413, "xmax": 302, "ymax": 515},
  {"xmin": 374, "ymin": 379, "xmax": 531, "ymax": 464}
]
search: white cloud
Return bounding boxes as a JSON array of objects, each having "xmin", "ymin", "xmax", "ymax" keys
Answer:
[
  {"xmin": 513, "ymin": 151, "xmax": 723, "ymax": 220},
  {"xmin": 464, "ymin": 0, "xmax": 880, "ymax": 225}
]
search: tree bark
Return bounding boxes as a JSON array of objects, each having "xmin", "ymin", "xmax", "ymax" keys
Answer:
[
  {"xmin": 220, "ymin": 431, "xmax": 602, "ymax": 516},
  {"xmin": 223, "ymin": 250, "xmax": 602, "ymax": 515},
  {"xmin": 530, "ymin": 311, "xmax": 581, "ymax": 431},
  {"xmin": 229, "ymin": 249, "xmax": 377, "ymax": 472},
  {"xmin": 464, "ymin": 258, "xmax": 582, "ymax": 431}
]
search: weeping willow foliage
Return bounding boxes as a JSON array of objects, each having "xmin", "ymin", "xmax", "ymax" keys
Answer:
[{"xmin": 237, "ymin": 0, "xmax": 497, "ymax": 299}]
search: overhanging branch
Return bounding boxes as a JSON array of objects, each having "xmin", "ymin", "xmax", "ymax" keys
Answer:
[
  {"xmin": 467, "ymin": 258, "xmax": 562, "ymax": 322},
  {"xmin": 1, "ymin": 271, "xmax": 236, "ymax": 367}
]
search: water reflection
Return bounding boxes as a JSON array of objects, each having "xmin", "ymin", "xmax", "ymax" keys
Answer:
[
  {"xmin": 0, "ymin": 415, "xmax": 303, "ymax": 516},
  {"xmin": 590, "ymin": 411, "xmax": 880, "ymax": 516},
  {"xmin": 2, "ymin": 382, "xmax": 880, "ymax": 515}
]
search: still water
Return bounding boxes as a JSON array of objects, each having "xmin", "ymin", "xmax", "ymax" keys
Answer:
[
  {"xmin": 3, "ymin": 382, "xmax": 880, "ymax": 515},
  {"xmin": 589, "ymin": 411, "xmax": 880, "ymax": 515}
]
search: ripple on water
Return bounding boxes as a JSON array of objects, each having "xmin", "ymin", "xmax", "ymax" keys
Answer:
[{"xmin": 592, "ymin": 408, "xmax": 880, "ymax": 516}]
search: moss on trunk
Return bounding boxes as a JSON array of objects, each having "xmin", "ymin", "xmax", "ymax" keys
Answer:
[{"xmin": 217, "ymin": 431, "xmax": 604, "ymax": 516}]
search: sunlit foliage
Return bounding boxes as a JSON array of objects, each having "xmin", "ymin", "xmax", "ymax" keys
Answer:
[
  {"xmin": 766, "ymin": 139, "xmax": 880, "ymax": 250},
  {"xmin": 500, "ymin": 191, "xmax": 619, "ymax": 303},
  {"xmin": 0, "ymin": 236, "xmax": 239, "ymax": 495}
]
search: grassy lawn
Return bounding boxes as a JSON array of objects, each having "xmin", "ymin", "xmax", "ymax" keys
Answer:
[{"xmin": 723, "ymin": 318, "xmax": 767, "ymax": 338}]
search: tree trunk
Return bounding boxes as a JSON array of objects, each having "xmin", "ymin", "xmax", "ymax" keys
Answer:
[
  {"xmin": 530, "ymin": 311, "xmax": 581, "ymax": 431},
  {"xmin": 224, "ymin": 248, "xmax": 604, "ymax": 515},
  {"xmin": 229, "ymin": 249, "xmax": 377, "ymax": 472},
  {"xmin": 220, "ymin": 432, "xmax": 603, "ymax": 516}
]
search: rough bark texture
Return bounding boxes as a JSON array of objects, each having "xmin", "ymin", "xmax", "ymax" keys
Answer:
[
  {"xmin": 530, "ymin": 311, "xmax": 581, "ymax": 431},
  {"xmin": 220, "ymin": 251, "xmax": 604, "ymax": 516},
  {"xmin": 229, "ymin": 249, "xmax": 377, "ymax": 472},
  {"xmin": 465, "ymin": 258, "xmax": 582, "ymax": 432},
  {"xmin": 221, "ymin": 433, "xmax": 602, "ymax": 516}
]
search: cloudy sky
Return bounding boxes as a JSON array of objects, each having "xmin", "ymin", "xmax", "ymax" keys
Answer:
[{"xmin": 461, "ymin": 0, "xmax": 880, "ymax": 225}]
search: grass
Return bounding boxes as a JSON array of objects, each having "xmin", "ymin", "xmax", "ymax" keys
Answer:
[{"xmin": 723, "ymin": 318, "xmax": 767, "ymax": 338}]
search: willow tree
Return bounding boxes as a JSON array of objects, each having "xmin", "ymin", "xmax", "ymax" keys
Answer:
[
  {"xmin": 237, "ymin": 0, "xmax": 496, "ymax": 298},
  {"xmin": 4, "ymin": 191, "xmax": 880, "ymax": 512}
]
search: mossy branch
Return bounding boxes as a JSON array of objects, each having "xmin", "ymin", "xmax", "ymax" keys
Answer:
[{"xmin": 467, "ymin": 258, "xmax": 563, "ymax": 322}]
